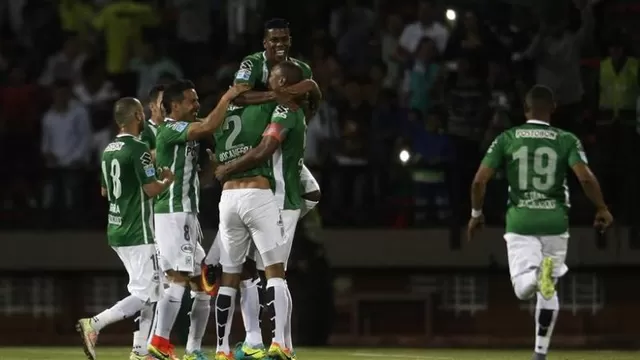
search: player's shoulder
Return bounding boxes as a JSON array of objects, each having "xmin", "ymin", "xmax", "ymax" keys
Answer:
[
  {"xmin": 161, "ymin": 120, "xmax": 189, "ymax": 133},
  {"xmin": 240, "ymin": 52, "xmax": 264, "ymax": 67},
  {"xmin": 290, "ymin": 57, "xmax": 311, "ymax": 69}
]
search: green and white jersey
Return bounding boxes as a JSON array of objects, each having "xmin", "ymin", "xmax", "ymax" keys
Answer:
[
  {"xmin": 234, "ymin": 51, "xmax": 313, "ymax": 89},
  {"xmin": 101, "ymin": 134, "xmax": 156, "ymax": 247},
  {"xmin": 139, "ymin": 119, "xmax": 158, "ymax": 150},
  {"xmin": 268, "ymin": 105, "xmax": 306, "ymax": 210},
  {"xmin": 154, "ymin": 118, "xmax": 200, "ymax": 213},
  {"xmin": 214, "ymin": 103, "xmax": 274, "ymax": 181},
  {"xmin": 481, "ymin": 120, "xmax": 588, "ymax": 235}
]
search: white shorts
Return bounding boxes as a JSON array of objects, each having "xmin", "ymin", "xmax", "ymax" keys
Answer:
[
  {"xmin": 300, "ymin": 165, "xmax": 320, "ymax": 194},
  {"xmin": 505, "ymin": 232, "xmax": 569, "ymax": 280},
  {"xmin": 218, "ymin": 189, "xmax": 286, "ymax": 272},
  {"xmin": 255, "ymin": 209, "xmax": 301, "ymax": 271},
  {"xmin": 112, "ymin": 244, "xmax": 163, "ymax": 302},
  {"xmin": 154, "ymin": 212, "xmax": 206, "ymax": 276}
]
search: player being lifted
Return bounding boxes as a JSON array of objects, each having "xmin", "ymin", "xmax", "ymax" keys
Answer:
[
  {"xmin": 468, "ymin": 85, "xmax": 613, "ymax": 360},
  {"xmin": 139, "ymin": 84, "xmax": 166, "ymax": 160},
  {"xmin": 77, "ymin": 97, "xmax": 175, "ymax": 360},
  {"xmin": 209, "ymin": 61, "xmax": 312, "ymax": 360},
  {"xmin": 148, "ymin": 80, "xmax": 248, "ymax": 360},
  {"xmin": 214, "ymin": 61, "xmax": 310, "ymax": 360},
  {"xmin": 202, "ymin": 18, "xmax": 321, "ymax": 360}
]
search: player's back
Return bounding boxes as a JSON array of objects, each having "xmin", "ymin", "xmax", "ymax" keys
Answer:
[
  {"xmin": 101, "ymin": 135, "xmax": 154, "ymax": 246},
  {"xmin": 214, "ymin": 103, "xmax": 274, "ymax": 181},
  {"xmin": 271, "ymin": 104, "xmax": 306, "ymax": 210},
  {"xmin": 497, "ymin": 120, "xmax": 585, "ymax": 235}
]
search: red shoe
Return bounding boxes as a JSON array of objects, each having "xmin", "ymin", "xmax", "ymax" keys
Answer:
[{"xmin": 148, "ymin": 335, "xmax": 179, "ymax": 360}]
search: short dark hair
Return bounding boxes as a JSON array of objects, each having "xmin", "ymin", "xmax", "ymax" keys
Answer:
[
  {"xmin": 274, "ymin": 61, "xmax": 303, "ymax": 85},
  {"xmin": 265, "ymin": 18, "xmax": 289, "ymax": 31},
  {"xmin": 148, "ymin": 84, "xmax": 165, "ymax": 102},
  {"xmin": 162, "ymin": 79, "xmax": 195, "ymax": 113},
  {"xmin": 113, "ymin": 97, "xmax": 141, "ymax": 127},
  {"xmin": 527, "ymin": 84, "xmax": 555, "ymax": 107}
]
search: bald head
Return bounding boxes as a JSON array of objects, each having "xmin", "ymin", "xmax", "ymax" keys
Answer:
[{"xmin": 114, "ymin": 97, "xmax": 143, "ymax": 127}]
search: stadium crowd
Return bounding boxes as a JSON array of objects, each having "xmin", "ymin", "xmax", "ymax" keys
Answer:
[{"xmin": 0, "ymin": 0, "xmax": 636, "ymax": 230}]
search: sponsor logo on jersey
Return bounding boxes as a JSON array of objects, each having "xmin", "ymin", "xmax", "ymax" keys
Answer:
[
  {"xmin": 515, "ymin": 129, "xmax": 557, "ymax": 140},
  {"xmin": 140, "ymin": 152, "xmax": 152, "ymax": 166},
  {"xmin": 181, "ymin": 244, "xmax": 194, "ymax": 253},
  {"xmin": 104, "ymin": 141, "xmax": 125, "ymax": 152},
  {"xmin": 218, "ymin": 145, "xmax": 252, "ymax": 163},
  {"xmin": 517, "ymin": 191, "xmax": 557, "ymax": 210},
  {"xmin": 144, "ymin": 164, "xmax": 156, "ymax": 177},
  {"xmin": 240, "ymin": 59, "xmax": 253, "ymax": 71},
  {"xmin": 108, "ymin": 214, "xmax": 122, "ymax": 226},
  {"xmin": 273, "ymin": 105, "xmax": 289, "ymax": 119}
]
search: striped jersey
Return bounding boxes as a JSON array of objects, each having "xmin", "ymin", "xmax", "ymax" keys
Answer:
[
  {"xmin": 139, "ymin": 119, "xmax": 158, "ymax": 150},
  {"xmin": 154, "ymin": 118, "xmax": 200, "ymax": 213},
  {"xmin": 100, "ymin": 134, "xmax": 156, "ymax": 246}
]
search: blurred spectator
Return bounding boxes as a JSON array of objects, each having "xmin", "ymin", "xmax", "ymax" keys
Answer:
[
  {"xmin": 380, "ymin": 13, "xmax": 404, "ymax": 89},
  {"xmin": 41, "ymin": 79, "xmax": 91, "ymax": 215},
  {"xmin": 129, "ymin": 42, "xmax": 183, "ymax": 101},
  {"xmin": 329, "ymin": 0, "xmax": 375, "ymax": 40},
  {"xmin": 0, "ymin": 65, "xmax": 41, "ymax": 209},
  {"xmin": 92, "ymin": 0, "xmax": 160, "ymax": 75},
  {"xmin": 58, "ymin": 0, "xmax": 96, "ymax": 40},
  {"xmin": 73, "ymin": 58, "xmax": 119, "ymax": 164},
  {"xmin": 401, "ymin": 36, "xmax": 442, "ymax": 116},
  {"xmin": 516, "ymin": 0, "xmax": 594, "ymax": 133},
  {"xmin": 0, "ymin": 0, "xmax": 28, "ymax": 46},
  {"xmin": 305, "ymin": 98, "xmax": 340, "ymax": 171},
  {"xmin": 398, "ymin": 0, "xmax": 449, "ymax": 56},
  {"xmin": 38, "ymin": 35, "xmax": 87, "ymax": 86},
  {"xmin": 170, "ymin": 0, "xmax": 215, "ymax": 75}
]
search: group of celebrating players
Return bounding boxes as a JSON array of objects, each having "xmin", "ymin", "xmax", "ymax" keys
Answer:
[
  {"xmin": 77, "ymin": 18, "xmax": 320, "ymax": 360},
  {"xmin": 72, "ymin": 15, "xmax": 615, "ymax": 360}
]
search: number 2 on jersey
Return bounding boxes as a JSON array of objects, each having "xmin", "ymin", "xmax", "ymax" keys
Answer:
[
  {"xmin": 513, "ymin": 146, "xmax": 557, "ymax": 191},
  {"xmin": 101, "ymin": 159, "xmax": 122, "ymax": 200},
  {"xmin": 223, "ymin": 115, "xmax": 242, "ymax": 149}
]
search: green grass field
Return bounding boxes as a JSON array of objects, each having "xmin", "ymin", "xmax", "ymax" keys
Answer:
[{"xmin": 1, "ymin": 347, "xmax": 639, "ymax": 360}]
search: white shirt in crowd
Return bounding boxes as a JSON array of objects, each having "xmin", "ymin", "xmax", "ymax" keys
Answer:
[
  {"xmin": 41, "ymin": 101, "xmax": 91, "ymax": 167},
  {"xmin": 399, "ymin": 21, "xmax": 449, "ymax": 54}
]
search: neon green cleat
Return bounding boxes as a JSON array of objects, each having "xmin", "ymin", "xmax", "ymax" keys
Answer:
[
  {"xmin": 129, "ymin": 352, "xmax": 155, "ymax": 360},
  {"xmin": 183, "ymin": 350, "xmax": 210, "ymax": 360},
  {"xmin": 267, "ymin": 343, "xmax": 292, "ymax": 360},
  {"xmin": 234, "ymin": 341, "xmax": 266, "ymax": 360},
  {"xmin": 538, "ymin": 257, "xmax": 556, "ymax": 300},
  {"xmin": 76, "ymin": 318, "xmax": 98, "ymax": 360}
]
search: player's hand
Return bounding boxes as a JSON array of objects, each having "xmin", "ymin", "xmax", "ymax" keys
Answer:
[
  {"xmin": 594, "ymin": 207, "xmax": 613, "ymax": 233},
  {"xmin": 205, "ymin": 149, "xmax": 219, "ymax": 170},
  {"xmin": 467, "ymin": 214, "xmax": 485, "ymax": 241},
  {"xmin": 224, "ymin": 84, "xmax": 250, "ymax": 100},
  {"xmin": 159, "ymin": 167, "xmax": 175, "ymax": 184},
  {"xmin": 214, "ymin": 164, "xmax": 229, "ymax": 182}
]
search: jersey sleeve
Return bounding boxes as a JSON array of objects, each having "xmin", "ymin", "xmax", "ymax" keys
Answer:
[
  {"xmin": 481, "ymin": 133, "xmax": 506, "ymax": 169},
  {"xmin": 234, "ymin": 56, "xmax": 261, "ymax": 86},
  {"xmin": 299, "ymin": 61, "xmax": 313, "ymax": 80},
  {"xmin": 263, "ymin": 105, "xmax": 296, "ymax": 142},
  {"xmin": 162, "ymin": 121, "xmax": 190, "ymax": 145},
  {"xmin": 132, "ymin": 143, "xmax": 157, "ymax": 185},
  {"xmin": 567, "ymin": 133, "xmax": 588, "ymax": 166}
]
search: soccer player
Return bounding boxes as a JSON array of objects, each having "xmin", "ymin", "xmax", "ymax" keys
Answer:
[
  {"xmin": 468, "ymin": 85, "xmax": 613, "ymax": 360},
  {"xmin": 148, "ymin": 80, "xmax": 248, "ymax": 360},
  {"xmin": 76, "ymin": 97, "xmax": 175, "ymax": 360},
  {"xmin": 139, "ymin": 84, "xmax": 166, "ymax": 160},
  {"xmin": 214, "ymin": 61, "xmax": 309, "ymax": 360},
  {"xmin": 202, "ymin": 18, "xmax": 321, "ymax": 359}
]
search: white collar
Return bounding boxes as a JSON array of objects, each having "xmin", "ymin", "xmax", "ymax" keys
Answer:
[{"xmin": 526, "ymin": 120, "xmax": 550, "ymax": 126}]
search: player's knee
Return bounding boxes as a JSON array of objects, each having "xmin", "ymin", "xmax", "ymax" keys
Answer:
[{"xmin": 303, "ymin": 190, "xmax": 321, "ymax": 202}]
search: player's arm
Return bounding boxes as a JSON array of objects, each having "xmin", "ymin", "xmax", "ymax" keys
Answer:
[
  {"xmin": 217, "ymin": 109, "xmax": 294, "ymax": 177},
  {"xmin": 185, "ymin": 84, "xmax": 249, "ymax": 140},
  {"xmin": 233, "ymin": 79, "xmax": 320, "ymax": 106},
  {"xmin": 568, "ymin": 136, "xmax": 607, "ymax": 210},
  {"xmin": 471, "ymin": 135, "xmax": 504, "ymax": 215},
  {"xmin": 132, "ymin": 144, "xmax": 174, "ymax": 197}
]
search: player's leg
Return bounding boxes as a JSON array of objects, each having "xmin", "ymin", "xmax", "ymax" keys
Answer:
[
  {"xmin": 504, "ymin": 233, "xmax": 543, "ymax": 300},
  {"xmin": 201, "ymin": 232, "xmax": 222, "ymax": 295},
  {"xmin": 532, "ymin": 234, "xmax": 569, "ymax": 360},
  {"xmin": 300, "ymin": 165, "xmax": 320, "ymax": 218},
  {"xmin": 215, "ymin": 190, "xmax": 253, "ymax": 360},
  {"xmin": 280, "ymin": 210, "xmax": 301, "ymax": 353},
  {"xmin": 235, "ymin": 248, "xmax": 265, "ymax": 360},
  {"xmin": 149, "ymin": 212, "xmax": 194, "ymax": 360},
  {"xmin": 241, "ymin": 190, "xmax": 291, "ymax": 359},
  {"xmin": 78, "ymin": 244, "xmax": 162, "ymax": 360},
  {"xmin": 184, "ymin": 219, "xmax": 211, "ymax": 360}
]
